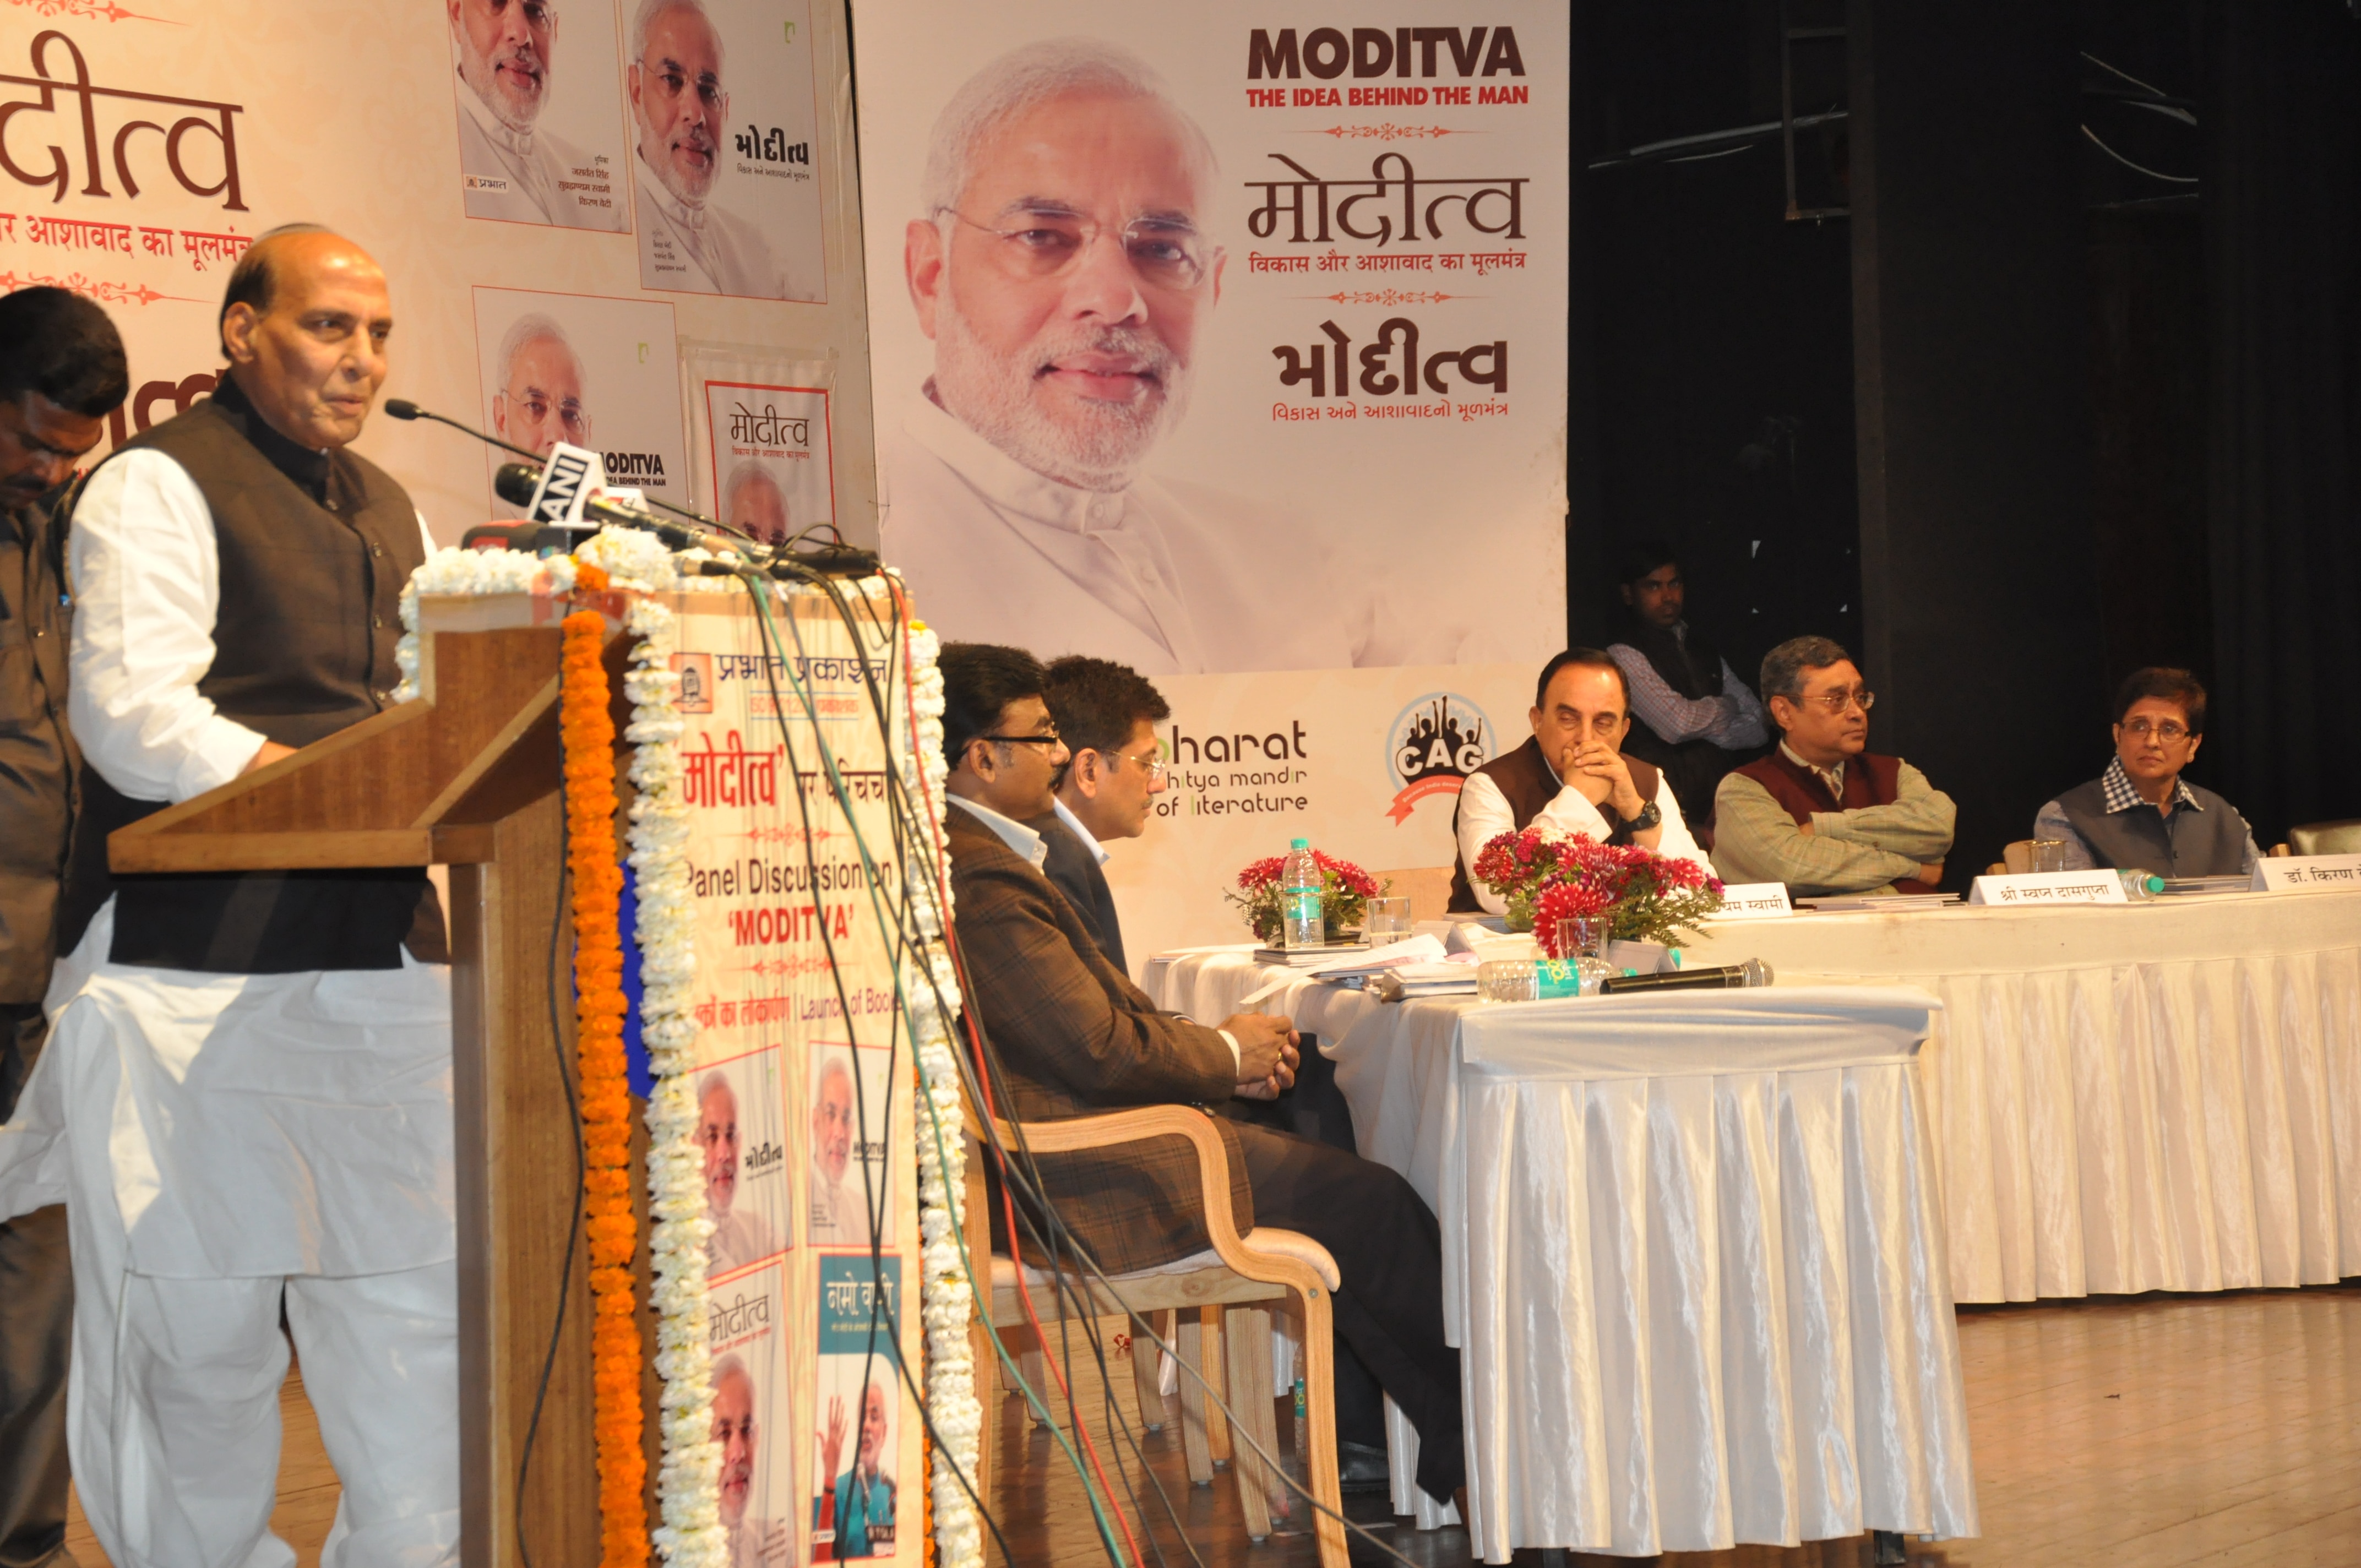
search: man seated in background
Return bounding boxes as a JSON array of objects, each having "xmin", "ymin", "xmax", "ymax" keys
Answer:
[
  {"xmin": 1029, "ymin": 655, "xmax": 1170, "ymax": 975},
  {"xmin": 1712, "ymin": 635, "xmax": 1956, "ymax": 896},
  {"xmin": 939, "ymin": 642, "xmax": 1465, "ymax": 1507},
  {"xmin": 1450, "ymin": 647, "xmax": 1705, "ymax": 915},
  {"xmin": 1605, "ymin": 541, "xmax": 1769, "ymax": 834},
  {"xmin": 2033, "ymin": 667, "xmax": 2259, "ymax": 879}
]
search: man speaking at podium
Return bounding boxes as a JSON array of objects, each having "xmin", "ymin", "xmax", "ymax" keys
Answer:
[{"xmin": 3, "ymin": 226, "xmax": 457, "ymax": 1565}]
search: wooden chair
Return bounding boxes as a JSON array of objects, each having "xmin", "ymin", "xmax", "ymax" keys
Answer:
[
  {"xmin": 960, "ymin": 1102, "xmax": 1347, "ymax": 1565},
  {"xmin": 1372, "ymin": 865, "xmax": 1455, "ymax": 923}
]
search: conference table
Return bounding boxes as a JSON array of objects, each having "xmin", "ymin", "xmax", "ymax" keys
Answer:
[
  {"xmin": 1143, "ymin": 955, "xmax": 1980, "ymax": 1561},
  {"xmin": 1678, "ymin": 886, "xmax": 2361, "ymax": 1303}
]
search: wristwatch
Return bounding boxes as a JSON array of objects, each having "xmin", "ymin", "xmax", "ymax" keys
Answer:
[{"xmin": 1625, "ymin": 798, "xmax": 1662, "ymax": 833}]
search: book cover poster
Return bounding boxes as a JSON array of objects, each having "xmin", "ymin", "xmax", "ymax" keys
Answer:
[
  {"xmin": 447, "ymin": 0, "xmax": 632, "ymax": 230},
  {"xmin": 695, "ymin": 377, "xmax": 836, "ymax": 546},
  {"xmin": 812, "ymin": 1255, "xmax": 902, "ymax": 1561},
  {"xmin": 470, "ymin": 286, "xmax": 687, "ymax": 516},
  {"xmin": 699, "ymin": 1046, "xmax": 793, "ymax": 1278},
  {"xmin": 628, "ymin": 0, "xmax": 826, "ymax": 300},
  {"xmin": 805, "ymin": 1041, "xmax": 894, "ymax": 1248},
  {"xmin": 710, "ymin": 1260, "xmax": 796, "ymax": 1566}
]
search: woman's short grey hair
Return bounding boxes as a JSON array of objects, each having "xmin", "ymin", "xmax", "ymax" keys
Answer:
[
  {"xmin": 920, "ymin": 38, "xmax": 1215, "ymax": 219},
  {"xmin": 496, "ymin": 313, "xmax": 580, "ymax": 387},
  {"xmin": 1759, "ymin": 635, "xmax": 1853, "ymax": 705}
]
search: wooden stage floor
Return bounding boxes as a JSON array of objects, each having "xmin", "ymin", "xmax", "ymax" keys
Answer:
[{"xmin": 66, "ymin": 1283, "xmax": 2361, "ymax": 1567}]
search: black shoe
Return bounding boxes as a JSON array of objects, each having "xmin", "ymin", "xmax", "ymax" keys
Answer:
[{"xmin": 1337, "ymin": 1439, "xmax": 1391, "ymax": 1495}]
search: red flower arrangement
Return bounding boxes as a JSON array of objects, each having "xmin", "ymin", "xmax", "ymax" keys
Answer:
[
  {"xmin": 1227, "ymin": 850, "xmax": 1384, "ymax": 944},
  {"xmin": 1473, "ymin": 826, "xmax": 1725, "ymax": 946}
]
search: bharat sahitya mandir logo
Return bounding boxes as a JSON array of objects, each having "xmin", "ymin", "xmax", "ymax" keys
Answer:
[{"xmin": 1383, "ymin": 693, "xmax": 1491, "ymax": 823}]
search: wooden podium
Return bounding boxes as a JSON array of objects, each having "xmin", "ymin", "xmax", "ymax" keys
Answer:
[{"xmin": 110, "ymin": 597, "xmax": 624, "ymax": 1566}]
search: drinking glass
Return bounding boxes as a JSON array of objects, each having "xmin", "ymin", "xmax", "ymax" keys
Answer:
[
  {"xmin": 2030, "ymin": 839, "xmax": 2072, "ymax": 874},
  {"xmin": 1548, "ymin": 916, "xmax": 1616, "ymax": 997},
  {"xmin": 1365, "ymin": 896, "xmax": 1412, "ymax": 941}
]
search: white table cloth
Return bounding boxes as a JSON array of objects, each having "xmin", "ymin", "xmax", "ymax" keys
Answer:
[
  {"xmin": 1145, "ymin": 953, "xmax": 1978, "ymax": 1560},
  {"xmin": 1678, "ymin": 886, "xmax": 2361, "ymax": 1302}
]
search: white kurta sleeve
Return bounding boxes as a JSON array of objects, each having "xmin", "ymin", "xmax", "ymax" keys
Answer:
[
  {"xmin": 68, "ymin": 449, "xmax": 267, "ymax": 803},
  {"xmin": 1454, "ymin": 770, "xmax": 1520, "ymax": 917}
]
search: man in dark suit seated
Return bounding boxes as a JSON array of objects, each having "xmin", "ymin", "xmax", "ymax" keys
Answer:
[
  {"xmin": 1027, "ymin": 655, "xmax": 1171, "ymax": 976},
  {"xmin": 938, "ymin": 643, "xmax": 1464, "ymax": 1506},
  {"xmin": 2032, "ymin": 667, "xmax": 2260, "ymax": 878}
]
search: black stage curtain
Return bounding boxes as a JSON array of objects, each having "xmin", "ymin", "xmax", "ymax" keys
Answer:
[{"xmin": 2202, "ymin": 0, "xmax": 2361, "ymax": 840}]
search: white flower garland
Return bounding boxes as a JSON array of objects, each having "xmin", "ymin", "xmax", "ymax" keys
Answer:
[
  {"xmin": 394, "ymin": 548, "xmax": 974, "ymax": 1568},
  {"xmin": 621, "ymin": 590, "xmax": 727, "ymax": 1568},
  {"xmin": 897, "ymin": 619, "xmax": 985, "ymax": 1568}
]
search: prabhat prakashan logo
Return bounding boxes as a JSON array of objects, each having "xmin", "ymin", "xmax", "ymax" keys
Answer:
[{"xmin": 1383, "ymin": 692, "xmax": 1490, "ymax": 824}]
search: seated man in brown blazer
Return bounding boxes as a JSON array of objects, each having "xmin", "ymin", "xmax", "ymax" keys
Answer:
[{"xmin": 938, "ymin": 643, "xmax": 1464, "ymax": 1506}]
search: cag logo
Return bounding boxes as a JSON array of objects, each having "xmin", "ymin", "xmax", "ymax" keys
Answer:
[{"xmin": 1383, "ymin": 693, "xmax": 1490, "ymax": 824}]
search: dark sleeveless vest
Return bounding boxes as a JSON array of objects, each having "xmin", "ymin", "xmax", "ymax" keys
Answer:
[
  {"xmin": 1614, "ymin": 618, "xmax": 1764, "ymax": 828},
  {"xmin": 1447, "ymin": 735, "xmax": 1662, "ymax": 913},
  {"xmin": 2054, "ymin": 776, "xmax": 2250, "ymax": 878},
  {"xmin": 1732, "ymin": 748, "xmax": 1938, "ymax": 895},
  {"xmin": 62, "ymin": 379, "xmax": 444, "ymax": 972}
]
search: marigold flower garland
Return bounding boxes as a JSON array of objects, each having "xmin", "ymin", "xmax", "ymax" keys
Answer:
[{"xmin": 561, "ymin": 581, "xmax": 652, "ymax": 1567}]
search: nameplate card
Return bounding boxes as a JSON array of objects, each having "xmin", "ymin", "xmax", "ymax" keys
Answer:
[
  {"xmin": 1968, "ymin": 872, "xmax": 2126, "ymax": 907},
  {"xmin": 1710, "ymin": 883, "xmax": 1796, "ymax": 919},
  {"xmin": 2253, "ymin": 854, "xmax": 2361, "ymax": 891}
]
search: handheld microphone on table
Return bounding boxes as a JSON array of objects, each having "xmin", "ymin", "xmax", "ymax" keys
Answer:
[{"xmin": 1596, "ymin": 957, "xmax": 1774, "ymax": 994}]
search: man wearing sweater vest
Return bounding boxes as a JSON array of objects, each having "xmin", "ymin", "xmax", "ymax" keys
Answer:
[
  {"xmin": 0, "ymin": 226, "xmax": 457, "ymax": 1566},
  {"xmin": 1710, "ymin": 635, "xmax": 1957, "ymax": 896}
]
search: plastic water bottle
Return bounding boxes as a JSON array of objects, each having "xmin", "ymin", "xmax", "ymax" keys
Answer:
[
  {"xmin": 1280, "ymin": 837, "xmax": 1325, "ymax": 949},
  {"xmin": 2118, "ymin": 869, "xmax": 2163, "ymax": 901}
]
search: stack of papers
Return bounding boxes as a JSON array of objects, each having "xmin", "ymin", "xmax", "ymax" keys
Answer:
[
  {"xmin": 1377, "ymin": 961, "xmax": 1482, "ymax": 998},
  {"xmin": 2159, "ymin": 875, "xmax": 2251, "ymax": 897},
  {"xmin": 1794, "ymin": 893, "xmax": 1961, "ymax": 913},
  {"xmin": 1301, "ymin": 933, "xmax": 1450, "ymax": 981},
  {"xmin": 1252, "ymin": 940, "xmax": 1372, "ymax": 968}
]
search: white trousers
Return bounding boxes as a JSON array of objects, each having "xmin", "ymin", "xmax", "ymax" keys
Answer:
[{"xmin": 64, "ymin": 1163, "xmax": 460, "ymax": 1568}]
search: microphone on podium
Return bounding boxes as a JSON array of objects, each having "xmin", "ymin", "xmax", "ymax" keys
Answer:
[
  {"xmin": 389, "ymin": 400, "xmax": 770, "ymax": 545},
  {"xmin": 380, "ymin": 398, "xmax": 540, "ymax": 462},
  {"xmin": 391, "ymin": 397, "xmax": 885, "ymax": 576}
]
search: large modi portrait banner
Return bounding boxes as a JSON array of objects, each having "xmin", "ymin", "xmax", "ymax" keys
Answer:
[
  {"xmin": 849, "ymin": 2, "xmax": 1570, "ymax": 954},
  {"xmin": 850, "ymin": 0, "xmax": 1570, "ymax": 680},
  {"xmin": 666, "ymin": 592, "xmax": 921, "ymax": 1567}
]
